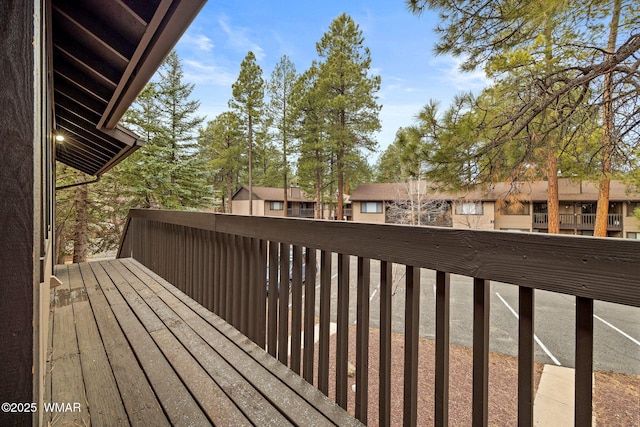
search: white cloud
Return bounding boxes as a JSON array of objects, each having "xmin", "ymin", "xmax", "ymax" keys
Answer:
[
  {"xmin": 218, "ymin": 15, "xmax": 266, "ymax": 61},
  {"xmin": 183, "ymin": 59, "xmax": 236, "ymax": 86},
  {"xmin": 181, "ymin": 33, "xmax": 214, "ymax": 52},
  {"xmin": 430, "ymin": 55, "xmax": 490, "ymax": 92}
]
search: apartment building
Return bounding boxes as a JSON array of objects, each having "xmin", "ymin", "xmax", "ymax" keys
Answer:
[{"xmin": 350, "ymin": 179, "xmax": 640, "ymax": 238}]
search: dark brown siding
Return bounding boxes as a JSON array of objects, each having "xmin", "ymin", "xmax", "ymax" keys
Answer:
[{"xmin": 0, "ymin": 1, "xmax": 36, "ymax": 425}]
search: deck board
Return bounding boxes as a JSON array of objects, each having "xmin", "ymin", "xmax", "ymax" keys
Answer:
[
  {"xmin": 69, "ymin": 263, "xmax": 130, "ymax": 425},
  {"xmin": 122, "ymin": 258, "xmax": 362, "ymax": 427},
  {"xmin": 92, "ymin": 262, "xmax": 210, "ymax": 427},
  {"xmin": 109, "ymin": 260, "xmax": 290, "ymax": 427},
  {"xmin": 79, "ymin": 263, "xmax": 169, "ymax": 427},
  {"xmin": 50, "ymin": 264, "xmax": 90, "ymax": 426},
  {"xmin": 48, "ymin": 259, "xmax": 361, "ymax": 426}
]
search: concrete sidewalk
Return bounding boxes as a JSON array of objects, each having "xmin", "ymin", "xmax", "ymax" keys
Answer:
[{"xmin": 534, "ymin": 365, "xmax": 595, "ymax": 426}]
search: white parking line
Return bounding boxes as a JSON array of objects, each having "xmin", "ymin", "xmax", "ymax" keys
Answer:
[
  {"xmin": 594, "ymin": 314, "xmax": 640, "ymax": 346},
  {"xmin": 495, "ymin": 292, "xmax": 561, "ymax": 366},
  {"xmin": 369, "ymin": 288, "xmax": 378, "ymax": 301}
]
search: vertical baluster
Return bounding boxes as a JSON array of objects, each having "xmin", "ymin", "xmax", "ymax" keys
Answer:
[
  {"xmin": 336, "ymin": 253, "xmax": 350, "ymax": 409},
  {"xmin": 404, "ymin": 266, "xmax": 420, "ymax": 427},
  {"xmin": 290, "ymin": 245, "xmax": 303, "ymax": 374},
  {"xmin": 318, "ymin": 250, "xmax": 331, "ymax": 396},
  {"xmin": 379, "ymin": 261, "xmax": 392, "ymax": 427},
  {"xmin": 247, "ymin": 237, "xmax": 258, "ymax": 343},
  {"xmin": 303, "ymin": 247, "xmax": 317, "ymax": 383},
  {"xmin": 213, "ymin": 232, "xmax": 221, "ymax": 314},
  {"xmin": 255, "ymin": 239, "xmax": 267, "ymax": 349},
  {"xmin": 435, "ymin": 271, "xmax": 450, "ymax": 427},
  {"xmin": 355, "ymin": 257, "xmax": 370, "ymax": 423},
  {"xmin": 240, "ymin": 236, "xmax": 251, "ymax": 336},
  {"xmin": 278, "ymin": 242, "xmax": 290, "ymax": 365},
  {"xmin": 518, "ymin": 287, "xmax": 534, "ymax": 427},
  {"xmin": 575, "ymin": 297, "xmax": 594, "ymax": 427},
  {"xmin": 267, "ymin": 241, "xmax": 279, "ymax": 357},
  {"xmin": 221, "ymin": 232, "xmax": 229, "ymax": 320},
  {"xmin": 231, "ymin": 235, "xmax": 241, "ymax": 328},
  {"xmin": 473, "ymin": 278, "xmax": 489, "ymax": 427}
]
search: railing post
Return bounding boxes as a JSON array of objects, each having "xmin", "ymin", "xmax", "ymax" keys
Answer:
[
  {"xmin": 355, "ymin": 257, "xmax": 370, "ymax": 423},
  {"xmin": 318, "ymin": 250, "xmax": 331, "ymax": 396},
  {"xmin": 277, "ymin": 242, "xmax": 290, "ymax": 365},
  {"xmin": 404, "ymin": 265, "xmax": 420, "ymax": 427},
  {"xmin": 575, "ymin": 297, "xmax": 594, "ymax": 427},
  {"xmin": 518, "ymin": 287, "xmax": 535, "ymax": 427},
  {"xmin": 290, "ymin": 245, "xmax": 303, "ymax": 374},
  {"xmin": 435, "ymin": 271, "xmax": 450, "ymax": 427},
  {"xmin": 379, "ymin": 261, "xmax": 392, "ymax": 427},
  {"xmin": 303, "ymin": 247, "xmax": 317, "ymax": 383},
  {"xmin": 267, "ymin": 241, "xmax": 279, "ymax": 356},
  {"xmin": 336, "ymin": 253, "xmax": 350, "ymax": 409},
  {"xmin": 473, "ymin": 278, "xmax": 489, "ymax": 427}
]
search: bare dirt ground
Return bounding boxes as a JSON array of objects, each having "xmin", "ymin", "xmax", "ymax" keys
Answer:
[{"xmin": 306, "ymin": 325, "xmax": 639, "ymax": 426}]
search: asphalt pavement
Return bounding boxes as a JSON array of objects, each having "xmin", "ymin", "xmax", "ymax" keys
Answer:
[{"xmin": 306, "ymin": 253, "xmax": 640, "ymax": 375}]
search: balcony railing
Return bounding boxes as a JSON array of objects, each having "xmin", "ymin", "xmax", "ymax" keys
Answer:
[
  {"xmin": 532, "ymin": 213, "xmax": 623, "ymax": 230},
  {"xmin": 287, "ymin": 207, "xmax": 315, "ymax": 218},
  {"xmin": 118, "ymin": 209, "xmax": 639, "ymax": 426}
]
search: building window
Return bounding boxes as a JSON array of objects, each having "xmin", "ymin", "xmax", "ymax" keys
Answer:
[
  {"xmin": 455, "ymin": 201, "xmax": 483, "ymax": 215},
  {"xmin": 627, "ymin": 232, "xmax": 640, "ymax": 239},
  {"xmin": 270, "ymin": 201, "xmax": 284, "ymax": 211},
  {"xmin": 360, "ymin": 202, "xmax": 383, "ymax": 213},
  {"xmin": 497, "ymin": 201, "xmax": 530, "ymax": 215},
  {"xmin": 627, "ymin": 202, "xmax": 640, "ymax": 217}
]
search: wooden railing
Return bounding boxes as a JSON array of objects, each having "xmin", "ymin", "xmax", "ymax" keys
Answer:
[
  {"xmin": 533, "ymin": 213, "xmax": 623, "ymax": 230},
  {"xmin": 118, "ymin": 209, "xmax": 640, "ymax": 426},
  {"xmin": 288, "ymin": 207, "xmax": 315, "ymax": 218}
]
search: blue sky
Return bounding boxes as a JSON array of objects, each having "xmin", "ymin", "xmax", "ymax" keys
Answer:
[{"xmin": 174, "ymin": 0, "xmax": 489, "ymax": 158}]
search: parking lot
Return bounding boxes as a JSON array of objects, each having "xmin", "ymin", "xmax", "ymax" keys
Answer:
[{"xmin": 301, "ymin": 253, "xmax": 640, "ymax": 375}]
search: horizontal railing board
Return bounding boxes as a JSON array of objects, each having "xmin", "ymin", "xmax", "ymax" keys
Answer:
[{"xmin": 122, "ymin": 209, "xmax": 640, "ymax": 307}]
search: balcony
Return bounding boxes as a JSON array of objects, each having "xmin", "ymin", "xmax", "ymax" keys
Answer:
[
  {"xmin": 101, "ymin": 209, "xmax": 639, "ymax": 426},
  {"xmin": 533, "ymin": 213, "xmax": 623, "ymax": 231},
  {"xmin": 41, "ymin": 210, "xmax": 640, "ymax": 425},
  {"xmin": 287, "ymin": 207, "xmax": 316, "ymax": 218}
]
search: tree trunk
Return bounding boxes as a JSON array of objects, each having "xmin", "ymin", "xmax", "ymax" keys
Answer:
[
  {"xmin": 283, "ymin": 151, "xmax": 288, "ymax": 217},
  {"xmin": 594, "ymin": 0, "xmax": 621, "ymax": 237},
  {"xmin": 336, "ymin": 111, "xmax": 345, "ymax": 220},
  {"xmin": 315, "ymin": 148, "xmax": 323, "ymax": 219},
  {"xmin": 543, "ymin": 17, "xmax": 560, "ymax": 234},
  {"xmin": 546, "ymin": 149, "xmax": 560, "ymax": 234},
  {"xmin": 72, "ymin": 173, "xmax": 89, "ymax": 263},
  {"xmin": 337, "ymin": 148, "xmax": 344, "ymax": 220},
  {"xmin": 226, "ymin": 171, "xmax": 233, "ymax": 213},
  {"xmin": 248, "ymin": 115, "xmax": 253, "ymax": 216}
]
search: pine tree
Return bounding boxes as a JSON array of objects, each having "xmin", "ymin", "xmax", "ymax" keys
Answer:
[
  {"xmin": 292, "ymin": 68, "xmax": 332, "ymax": 218},
  {"xmin": 156, "ymin": 50, "xmax": 208, "ymax": 209},
  {"xmin": 406, "ymin": 0, "xmax": 640, "ymax": 235},
  {"xmin": 266, "ymin": 55, "xmax": 298, "ymax": 215},
  {"xmin": 230, "ymin": 51, "xmax": 264, "ymax": 215},
  {"xmin": 315, "ymin": 14, "xmax": 381, "ymax": 219},
  {"xmin": 118, "ymin": 51, "xmax": 209, "ymax": 210},
  {"xmin": 199, "ymin": 111, "xmax": 245, "ymax": 212}
]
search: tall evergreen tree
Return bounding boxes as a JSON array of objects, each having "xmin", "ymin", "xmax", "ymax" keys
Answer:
[
  {"xmin": 315, "ymin": 13, "xmax": 381, "ymax": 219},
  {"xmin": 406, "ymin": 0, "xmax": 640, "ymax": 235},
  {"xmin": 199, "ymin": 111, "xmax": 245, "ymax": 212},
  {"xmin": 119, "ymin": 51, "xmax": 209, "ymax": 209},
  {"xmin": 292, "ymin": 68, "xmax": 332, "ymax": 218},
  {"xmin": 156, "ymin": 50, "xmax": 208, "ymax": 209},
  {"xmin": 266, "ymin": 55, "xmax": 298, "ymax": 215},
  {"xmin": 230, "ymin": 51, "xmax": 264, "ymax": 215}
]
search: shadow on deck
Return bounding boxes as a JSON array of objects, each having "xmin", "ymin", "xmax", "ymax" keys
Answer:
[{"xmin": 46, "ymin": 258, "xmax": 360, "ymax": 426}]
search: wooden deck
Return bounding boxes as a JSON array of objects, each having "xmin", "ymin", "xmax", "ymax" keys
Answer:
[{"xmin": 46, "ymin": 258, "xmax": 360, "ymax": 426}]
